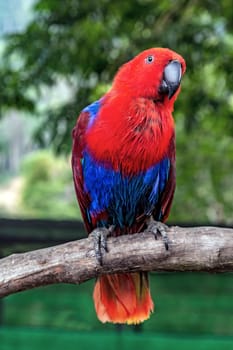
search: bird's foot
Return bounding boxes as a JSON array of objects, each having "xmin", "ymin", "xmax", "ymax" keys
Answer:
[
  {"xmin": 89, "ymin": 226, "xmax": 115, "ymax": 265},
  {"xmin": 146, "ymin": 217, "xmax": 169, "ymax": 250}
]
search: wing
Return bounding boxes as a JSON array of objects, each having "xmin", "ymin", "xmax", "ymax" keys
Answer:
[
  {"xmin": 72, "ymin": 110, "xmax": 93, "ymax": 233},
  {"xmin": 154, "ymin": 134, "xmax": 176, "ymax": 222},
  {"xmin": 72, "ymin": 99, "xmax": 104, "ymax": 233}
]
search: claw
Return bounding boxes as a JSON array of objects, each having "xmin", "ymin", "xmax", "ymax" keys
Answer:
[
  {"xmin": 89, "ymin": 226, "xmax": 115, "ymax": 265},
  {"xmin": 146, "ymin": 217, "xmax": 169, "ymax": 250}
]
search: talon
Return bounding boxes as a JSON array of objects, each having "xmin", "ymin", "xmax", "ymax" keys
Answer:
[
  {"xmin": 146, "ymin": 217, "xmax": 169, "ymax": 250},
  {"xmin": 89, "ymin": 226, "xmax": 114, "ymax": 265}
]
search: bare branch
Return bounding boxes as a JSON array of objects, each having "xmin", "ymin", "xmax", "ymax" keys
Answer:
[{"xmin": 0, "ymin": 226, "xmax": 232, "ymax": 298}]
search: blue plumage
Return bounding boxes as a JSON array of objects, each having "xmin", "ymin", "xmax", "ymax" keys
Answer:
[
  {"xmin": 83, "ymin": 99, "xmax": 102, "ymax": 128},
  {"xmin": 83, "ymin": 151, "xmax": 170, "ymax": 228}
]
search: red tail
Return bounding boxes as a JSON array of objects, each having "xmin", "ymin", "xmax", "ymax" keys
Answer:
[{"xmin": 93, "ymin": 272, "xmax": 154, "ymax": 324}]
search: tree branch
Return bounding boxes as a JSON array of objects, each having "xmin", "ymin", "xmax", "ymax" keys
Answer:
[{"xmin": 0, "ymin": 226, "xmax": 232, "ymax": 298}]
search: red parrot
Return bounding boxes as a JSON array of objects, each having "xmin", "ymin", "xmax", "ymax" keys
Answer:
[{"xmin": 72, "ymin": 48, "xmax": 186, "ymax": 324}]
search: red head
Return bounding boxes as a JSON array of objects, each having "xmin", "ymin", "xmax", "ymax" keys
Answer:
[{"xmin": 113, "ymin": 47, "xmax": 186, "ymax": 107}]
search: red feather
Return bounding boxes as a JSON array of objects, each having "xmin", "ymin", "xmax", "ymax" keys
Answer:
[
  {"xmin": 85, "ymin": 95, "xmax": 175, "ymax": 175},
  {"xmin": 72, "ymin": 48, "xmax": 186, "ymax": 324}
]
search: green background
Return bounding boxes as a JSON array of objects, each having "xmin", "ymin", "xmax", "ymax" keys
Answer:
[{"xmin": 1, "ymin": 273, "xmax": 233, "ymax": 349}]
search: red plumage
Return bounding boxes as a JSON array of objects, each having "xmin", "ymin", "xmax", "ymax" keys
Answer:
[
  {"xmin": 72, "ymin": 48, "xmax": 186, "ymax": 324},
  {"xmin": 85, "ymin": 95, "xmax": 174, "ymax": 175}
]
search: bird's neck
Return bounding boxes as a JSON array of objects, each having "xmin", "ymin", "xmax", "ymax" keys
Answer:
[{"xmin": 86, "ymin": 94, "xmax": 175, "ymax": 175}]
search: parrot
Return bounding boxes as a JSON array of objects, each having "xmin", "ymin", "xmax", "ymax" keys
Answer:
[{"xmin": 72, "ymin": 47, "xmax": 186, "ymax": 324}]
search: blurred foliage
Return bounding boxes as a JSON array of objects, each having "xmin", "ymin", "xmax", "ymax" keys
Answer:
[
  {"xmin": 1, "ymin": 0, "xmax": 233, "ymax": 223},
  {"xmin": 21, "ymin": 150, "xmax": 79, "ymax": 218}
]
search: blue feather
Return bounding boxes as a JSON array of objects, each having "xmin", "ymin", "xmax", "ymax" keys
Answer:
[
  {"xmin": 83, "ymin": 99, "xmax": 102, "ymax": 128},
  {"xmin": 83, "ymin": 151, "xmax": 170, "ymax": 228}
]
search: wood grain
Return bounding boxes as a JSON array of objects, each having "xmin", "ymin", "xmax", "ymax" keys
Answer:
[{"xmin": 0, "ymin": 226, "xmax": 232, "ymax": 298}]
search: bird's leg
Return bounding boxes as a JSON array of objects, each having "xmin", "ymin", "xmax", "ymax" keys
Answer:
[
  {"xmin": 146, "ymin": 217, "xmax": 169, "ymax": 250},
  {"xmin": 89, "ymin": 225, "xmax": 115, "ymax": 265}
]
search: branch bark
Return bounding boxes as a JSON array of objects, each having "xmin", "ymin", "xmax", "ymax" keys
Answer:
[{"xmin": 0, "ymin": 226, "xmax": 232, "ymax": 298}]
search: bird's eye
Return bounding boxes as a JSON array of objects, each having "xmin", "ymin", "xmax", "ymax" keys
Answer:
[{"xmin": 145, "ymin": 55, "xmax": 154, "ymax": 64}]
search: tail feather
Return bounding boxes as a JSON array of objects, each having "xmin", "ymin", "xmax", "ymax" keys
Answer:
[{"xmin": 93, "ymin": 272, "xmax": 154, "ymax": 324}]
